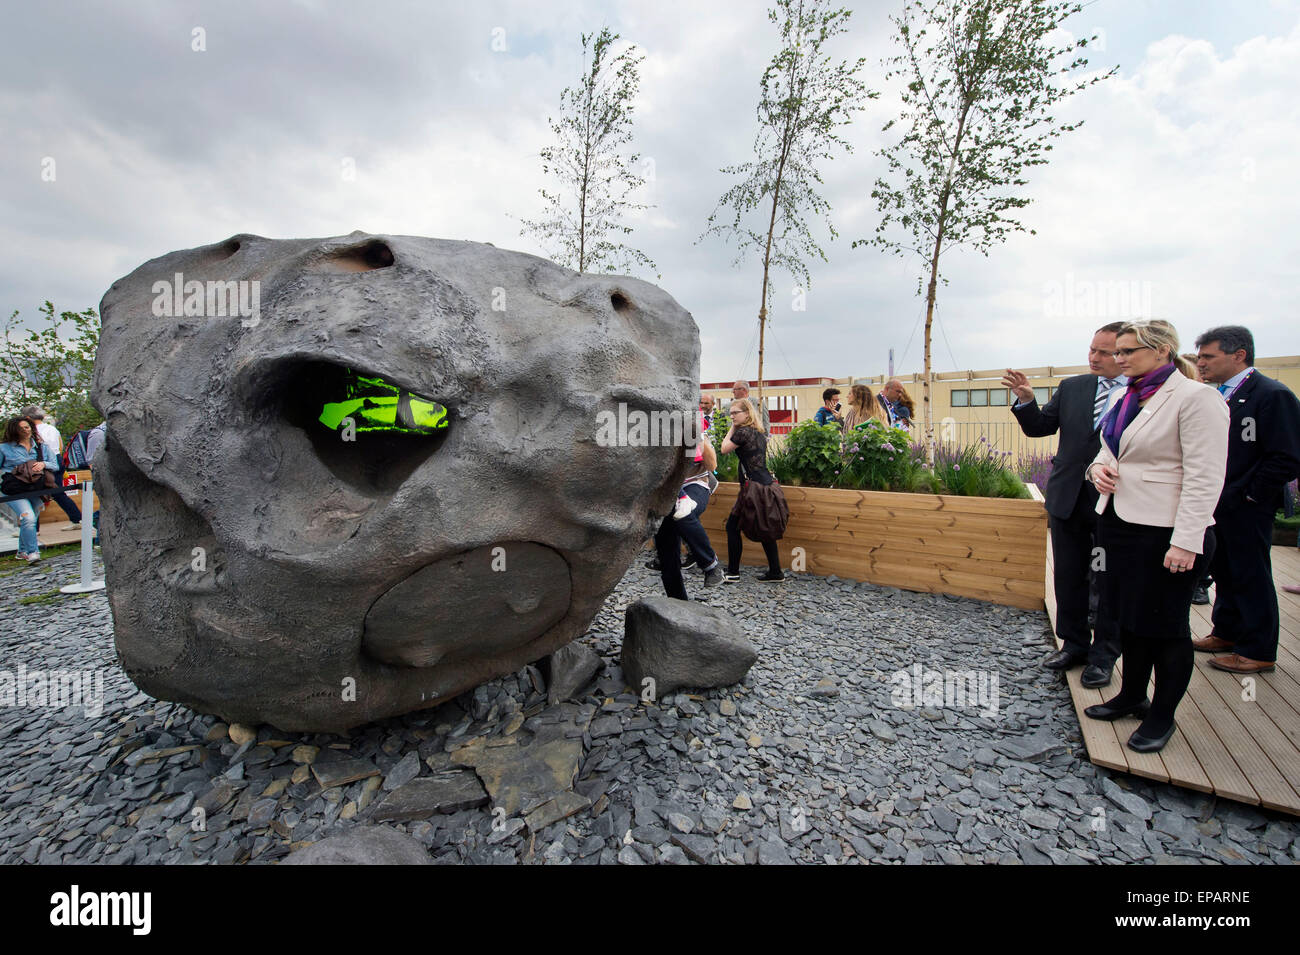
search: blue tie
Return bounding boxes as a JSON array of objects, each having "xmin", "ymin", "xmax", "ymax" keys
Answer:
[{"xmin": 1218, "ymin": 383, "xmax": 1231, "ymax": 398}]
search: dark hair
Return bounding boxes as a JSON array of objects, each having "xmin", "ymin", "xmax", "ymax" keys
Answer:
[
  {"xmin": 1194, "ymin": 325, "xmax": 1255, "ymax": 365},
  {"xmin": 897, "ymin": 387, "xmax": 915, "ymax": 416},
  {"xmin": 1095, "ymin": 321, "xmax": 1126, "ymax": 335},
  {"xmin": 3, "ymin": 416, "xmax": 43, "ymax": 445},
  {"xmin": 823, "ymin": 388, "xmax": 840, "ymax": 403}
]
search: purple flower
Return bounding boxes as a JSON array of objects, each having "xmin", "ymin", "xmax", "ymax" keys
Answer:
[
  {"xmin": 953, "ymin": 463, "xmax": 961, "ymax": 471},
  {"xmin": 881, "ymin": 442, "xmax": 897, "ymax": 453}
]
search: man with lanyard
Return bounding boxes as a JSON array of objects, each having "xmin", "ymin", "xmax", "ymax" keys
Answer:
[
  {"xmin": 700, "ymin": 393, "xmax": 716, "ymax": 433},
  {"xmin": 1003, "ymin": 322, "xmax": 1127, "ymax": 688},
  {"xmin": 1192, "ymin": 326, "xmax": 1300, "ymax": 673},
  {"xmin": 878, "ymin": 379, "xmax": 905, "ymax": 427}
]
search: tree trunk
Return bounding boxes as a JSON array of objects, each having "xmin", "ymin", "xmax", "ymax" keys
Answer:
[{"xmin": 923, "ymin": 234, "xmax": 941, "ymax": 466}]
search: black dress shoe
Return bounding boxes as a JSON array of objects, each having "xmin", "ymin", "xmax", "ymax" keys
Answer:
[
  {"xmin": 1043, "ymin": 649, "xmax": 1086, "ymax": 670},
  {"xmin": 1128, "ymin": 723, "xmax": 1177, "ymax": 753},
  {"xmin": 1080, "ymin": 664, "xmax": 1113, "ymax": 688},
  {"xmin": 681, "ymin": 553, "xmax": 697, "ymax": 568},
  {"xmin": 1191, "ymin": 586, "xmax": 1209, "ymax": 605},
  {"xmin": 1084, "ymin": 698, "xmax": 1150, "ymax": 721}
]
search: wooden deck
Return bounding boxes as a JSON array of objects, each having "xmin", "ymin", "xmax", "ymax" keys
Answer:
[{"xmin": 1048, "ymin": 540, "xmax": 1300, "ymax": 816}]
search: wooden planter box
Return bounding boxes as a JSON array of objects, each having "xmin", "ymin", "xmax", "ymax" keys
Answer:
[{"xmin": 699, "ymin": 482, "xmax": 1047, "ymax": 610}]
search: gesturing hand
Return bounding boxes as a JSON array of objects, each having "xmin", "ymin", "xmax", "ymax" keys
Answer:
[{"xmin": 1001, "ymin": 369, "xmax": 1034, "ymax": 403}]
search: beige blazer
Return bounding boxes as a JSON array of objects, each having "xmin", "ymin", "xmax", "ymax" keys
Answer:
[{"xmin": 1087, "ymin": 370, "xmax": 1228, "ymax": 553}]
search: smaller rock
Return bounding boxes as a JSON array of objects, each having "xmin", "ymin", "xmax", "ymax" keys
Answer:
[
  {"xmin": 525, "ymin": 791, "xmax": 592, "ymax": 832},
  {"xmin": 545, "ymin": 643, "xmax": 602, "ymax": 705},
  {"xmin": 732, "ymin": 793, "xmax": 753, "ymax": 811},
  {"xmin": 280, "ymin": 826, "xmax": 431, "ymax": 865},
  {"xmin": 383, "ymin": 751, "xmax": 422, "ymax": 791},
  {"xmin": 718, "ymin": 699, "xmax": 737, "ymax": 717},
  {"xmin": 228, "ymin": 724, "xmax": 257, "ymax": 746},
  {"xmin": 312, "ymin": 758, "xmax": 380, "ymax": 790}
]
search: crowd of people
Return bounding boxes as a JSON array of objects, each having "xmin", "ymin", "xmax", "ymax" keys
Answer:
[
  {"xmin": 1005, "ymin": 322, "xmax": 1300, "ymax": 754},
  {"xmin": 814, "ymin": 380, "xmax": 914, "ymax": 431},
  {"xmin": 1, "ymin": 406, "xmax": 104, "ymax": 563},
  {"xmin": 664, "ymin": 322, "xmax": 1300, "ymax": 757}
]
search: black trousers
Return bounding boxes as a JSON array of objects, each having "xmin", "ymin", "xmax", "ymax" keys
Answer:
[
  {"xmin": 655, "ymin": 485, "xmax": 717, "ymax": 601},
  {"xmin": 1210, "ymin": 502, "xmax": 1279, "ymax": 662},
  {"xmin": 725, "ymin": 512, "xmax": 781, "ymax": 576},
  {"xmin": 1051, "ymin": 487, "xmax": 1120, "ymax": 666}
]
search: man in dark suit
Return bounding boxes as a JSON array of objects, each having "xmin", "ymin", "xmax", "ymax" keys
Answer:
[
  {"xmin": 1003, "ymin": 322, "xmax": 1126, "ymax": 687},
  {"xmin": 1192, "ymin": 326, "xmax": 1300, "ymax": 673}
]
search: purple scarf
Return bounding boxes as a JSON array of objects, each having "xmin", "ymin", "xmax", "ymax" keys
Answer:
[{"xmin": 1101, "ymin": 362, "xmax": 1177, "ymax": 456}]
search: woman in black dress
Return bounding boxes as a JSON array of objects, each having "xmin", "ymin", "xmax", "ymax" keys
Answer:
[{"xmin": 720, "ymin": 398, "xmax": 785, "ymax": 583}]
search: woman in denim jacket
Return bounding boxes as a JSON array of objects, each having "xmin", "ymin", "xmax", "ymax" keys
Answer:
[{"xmin": 1, "ymin": 415, "xmax": 59, "ymax": 563}]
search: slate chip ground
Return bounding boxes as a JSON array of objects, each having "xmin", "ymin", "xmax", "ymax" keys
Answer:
[{"xmin": 1, "ymin": 550, "xmax": 1298, "ymax": 864}]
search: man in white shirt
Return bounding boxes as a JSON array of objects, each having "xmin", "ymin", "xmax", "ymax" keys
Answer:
[{"xmin": 22, "ymin": 405, "xmax": 62, "ymax": 454}]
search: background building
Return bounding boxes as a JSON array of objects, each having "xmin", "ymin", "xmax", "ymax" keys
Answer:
[{"xmin": 704, "ymin": 355, "xmax": 1300, "ymax": 455}]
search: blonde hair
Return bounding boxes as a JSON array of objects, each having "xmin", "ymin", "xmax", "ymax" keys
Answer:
[
  {"xmin": 845, "ymin": 384, "xmax": 885, "ymax": 429},
  {"xmin": 729, "ymin": 398, "xmax": 764, "ymax": 434},
  {"xmin": 1119, "ymin": 320, "xmax": 1196, "ymax": 379}
]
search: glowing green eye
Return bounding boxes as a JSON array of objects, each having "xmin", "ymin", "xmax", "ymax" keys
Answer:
[{"xmin": 318, "ymin": 370, "xmax": 448, "ymax": 435}]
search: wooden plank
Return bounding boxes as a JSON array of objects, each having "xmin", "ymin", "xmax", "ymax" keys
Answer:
[
  {"xmin": 1175, "ymin": 690, "xmax": 1259, "ymax": 803},
  {"xmin": 791, "ymin": 485, "xmax": 1047, "ymax": 517},
  {"xmin": 771, "ymin": 539, "xmax": 1050, "ymax": 581},
  {"xmin": 1187, "ymin": 665, "xmax": 1299, "ymax": 812},
  {"xmin": 1065, "ymin": 666, "xmax": 1133, "ymax": 774},
  {"xmin": 1195, "ymin": 667, "xmax": 1300, "ymax": 809}
]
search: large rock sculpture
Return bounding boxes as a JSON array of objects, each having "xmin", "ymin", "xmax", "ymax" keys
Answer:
[{"xmin": 92, "ymin": 232, "xmax": 698, "ymax": 731}]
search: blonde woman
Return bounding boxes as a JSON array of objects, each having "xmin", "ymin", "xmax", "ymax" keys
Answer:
[
  {"xmin": 720, "ymin": 398, "xmax": 786, "ymax": 583},
  {"xmin": 843, "ymin": 384, "xmax": 887, "ymax": 431},
  {"xmin": 1085, "ymin": 320, "xmax": 1228, "ymax": 753}
]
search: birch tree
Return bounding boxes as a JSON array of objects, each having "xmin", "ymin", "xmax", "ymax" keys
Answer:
[
  {"xmin": 519, "ymin": 28, "xmax": 657, "ymax": 277},
  {"xmin": 861, "ymin": 0, "xmax": 1115, "ymax": 458},
  {"xmin": 702, "ymin": 0, "xmax": 873, "ymax": 403}
]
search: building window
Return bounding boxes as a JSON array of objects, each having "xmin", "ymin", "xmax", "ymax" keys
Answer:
[
  {"xmin": 989, "ymin": 388, "xmax": 1008, "ymax": 406},
  {"xmin": 970, "ymin": 389, "xmax": 988, "ymax": 407},
  {"xmin": 1033, "ymin": 387, "xmax": 1051, "ymax": 405},
  {"xmin": 952, "ymin": 390, "xmax": 968, "ymax": 407}
]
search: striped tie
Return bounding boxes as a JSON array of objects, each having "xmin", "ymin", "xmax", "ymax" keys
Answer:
[{"xmin": 1094, "ymin": 377, "xmax": 1119, "ymax": 429}]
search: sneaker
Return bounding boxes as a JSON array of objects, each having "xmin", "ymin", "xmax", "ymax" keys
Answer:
[
  {"xmin": 13, "ymin": 552, "xmax": 28, "ymax": 561},
  {"xmin": 644, "ymin": 556, "xmax": 662, "ymax": 571},
  {"xmin": 26, "ymin": 552, "xmax": 40, "ymax": 563},
  {"xmin": 704, "ymin": 566, "xmax": 724, "ymax": 587},
  {"xmin": 722, "ymin": 572, "xmax": 741, "ymax": 584},
  {"xmin": 757, "ymin": 570, "xmax": 787, "ymax": 583},
  {"xmin": 681, "ymin": 552, "xmax": 697, "ymax": 568},
  {"xmin": 70, "ymin": 523, "xmax": 81, "ymax": 530}
]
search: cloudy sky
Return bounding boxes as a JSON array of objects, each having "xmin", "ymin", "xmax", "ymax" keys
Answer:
[{"xmin": 3, "ymin": 0, "xmax": 1298, "ymax": 383}]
